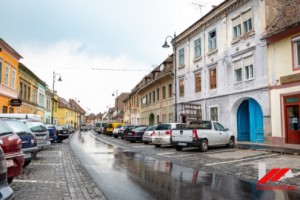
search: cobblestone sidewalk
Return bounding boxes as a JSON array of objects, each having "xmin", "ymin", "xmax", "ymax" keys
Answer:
[{"xmin": 11, "ymin": 135, "xmax": 106, "ymax": 200}]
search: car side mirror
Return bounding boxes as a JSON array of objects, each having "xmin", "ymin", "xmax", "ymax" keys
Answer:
[{"xmin": 225, "ymin": 128, "xmax": 229, "ymax": 131}]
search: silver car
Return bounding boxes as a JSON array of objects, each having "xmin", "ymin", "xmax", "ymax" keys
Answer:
[{"xmin": 21, "ymin": 119, "xmax": 51, "ymax": 150}]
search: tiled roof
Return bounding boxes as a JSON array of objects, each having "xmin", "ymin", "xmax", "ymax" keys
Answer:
[{"xmin": 265, "ymin": 0, "xmax": 300, "ymax": 38}]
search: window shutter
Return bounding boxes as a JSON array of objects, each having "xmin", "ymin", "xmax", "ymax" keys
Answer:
[
  {"xmin": 243, "ymin": 56, "xmax": 252, "ymax": 67},
  {"xmin": 232, "ymin": 16, "xmax": 240, "ymax": 27},
  {"xmin": 233, "ymin": 60, "xmax": 241, "ymax": 70},
  {"xmin": 242, "ymin": 10, "xmax": 252, "ymax": 21}
]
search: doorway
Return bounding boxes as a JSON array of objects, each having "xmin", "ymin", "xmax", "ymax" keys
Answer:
[
  {"xmin": 284, "ymin": 96, "xmax": 300, "ymax": 144},
  {"xmin": 237, "ymin": 98, "xmax": 264, "ymax": 142}
]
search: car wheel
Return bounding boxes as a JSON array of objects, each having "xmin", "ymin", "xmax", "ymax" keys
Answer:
[
  {"xmin": 114, "ymin": 135, "xmax": 118, "ymax": 138},
  {"xmin": 7, "ymin": 177, "xmax": 14, "ymax": 184},
  {"xmin": 227, "ymin": 137, "xmax": 235, "ymax": 148},
  {"xmin": 143, "ymin": 141, "xmax": 149, "ymax": 145},
  {"xmin": 155, "ymin": 144, "xmax": 161, "ymax": 148},
  {"xmin": 57, "ymin": 139, "xmax": 63, "ymax": 143},
  {"xmin": 175, "ymin": 146, "xmax": 183, "ymax": 151},
  {"xmin": 199, "ymin": 139, "xmax": 208, "ymax": 152},
  {"xmin": 23, "ymin": 160, "xmax": 31, "ymax": 168}
]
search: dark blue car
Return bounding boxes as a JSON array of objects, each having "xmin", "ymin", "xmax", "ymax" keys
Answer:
[{"xmin": 3, "ymin": 119, "xmax": 38, "ymax": 167}]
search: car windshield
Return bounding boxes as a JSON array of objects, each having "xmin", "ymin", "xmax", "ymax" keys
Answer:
[
  {"xmin": 95, "ymin": 123, "xmax": 101, "ymax": 127},
  {"xmin": 146, "ymin": 125, "xmax": 157, "ymax": 131},
  {"xmin": 26, "ymin": 121, "xmax": 48, "ymax": 132},
  {"xmin": 156, "ymin": 124, "xmax": 171, "ymax": 130},
  {"xmin": 133, "ymin": 126, "xmax": 148, "ymax": 131},
  {"xmin": 4, "ymin": 120, "xmax": 32, "ymax": 133},
  {"xmin": 0, "ymin": 120, "xmax": 13, "ymax": 136},
  {"xmin": 116, "ymin": 125, "xmax": 122, "ymax": 128}
]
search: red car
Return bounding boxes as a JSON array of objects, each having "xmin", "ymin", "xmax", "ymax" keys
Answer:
[{"xmin": 0, "ymin": 119, "xmax": 25, "ymax": 184}]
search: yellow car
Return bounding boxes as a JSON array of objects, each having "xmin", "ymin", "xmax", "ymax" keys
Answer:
[{"xmin": 105, "ymin": 122, "xmax": 124, "ymax": 135}]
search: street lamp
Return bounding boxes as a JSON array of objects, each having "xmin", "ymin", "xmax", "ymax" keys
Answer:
[
  {"xmin": 112, "ymin": 90, "xmax": 118, "ymax": 122},
  {"xmin": 51, "ymin": 71, "xmax": 62, "ymax": 124},
  {"xmin": 162, "ymin": 34, "xmax": 178, "ymax": 122}
]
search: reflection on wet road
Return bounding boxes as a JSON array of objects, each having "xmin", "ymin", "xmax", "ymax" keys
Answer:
[{"xmin": 70, "ymin": 132, "xmax": 300, "ymax": 200}]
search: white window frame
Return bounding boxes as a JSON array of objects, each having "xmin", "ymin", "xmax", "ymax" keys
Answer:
[
  {"xmin": 194, "ymin": 38, "xmax": 201, "ymax": 58},
  {"xmin": 292, "ymin": 36, "xmax": 300, "ymax": 69},
  {"xmin": 243, "ymin": 19, "xmax": 252, "ymax": 33},
  {"xmin": 209, "ymin": 106, "xmax": 219, "ymax": 122},
  {"xmin": 5, "ymin": 64, "xmax": 9, "ymax": 86},
  {"xmin": 11, "ymin": 69, "xmax": 16, "ymax": 89},
  {"xmin": 233, "ymin": 24, "xmax": 242, "ymax": 38},
  {"xmin": 245, "ymin": 64, "xmax": 254, "ymax": 80},
  {"xmin": 208, "ymin": 30, "xmax": 217, "ymax": 51},
  {"xmin": 179, "ymin": 48, "xmax": 185, "ymax": 66},
  {"xmin": 235, "ymin": 68, "xmax": 243, "ymax": 82}
]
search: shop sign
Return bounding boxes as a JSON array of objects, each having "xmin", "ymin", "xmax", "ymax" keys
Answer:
[{"xmin": 10, "ymin": 99, "xmax": 22, "ymax": 106}]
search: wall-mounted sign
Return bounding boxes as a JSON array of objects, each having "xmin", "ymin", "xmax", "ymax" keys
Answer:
[
  {"xmin": 280, "ymin": 73, "xmax": 300, "ymax": 85},
  {"xmin": 10, "ymin": 99, "xmax": 22, "ymax": 106}
]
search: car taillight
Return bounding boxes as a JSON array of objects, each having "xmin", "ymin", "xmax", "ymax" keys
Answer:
[
  {"xmin": 17, "ymin": 138, "xmax": 22, "ymax": 150},
  {"xmin": 192, "ymin": 130, "xmax": 198, "ymax": 139},
  {"xmin": 165, "ymin": 130, "xmax": 171, "ymax": 135},
  {"xmin": 150, "ymin": 131, "xmax": 155, "ymax": 136}
]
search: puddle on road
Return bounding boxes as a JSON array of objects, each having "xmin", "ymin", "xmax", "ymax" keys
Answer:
[{"xmin": 73, "ymin": 132, "xmax": 300, "ymax": 200}]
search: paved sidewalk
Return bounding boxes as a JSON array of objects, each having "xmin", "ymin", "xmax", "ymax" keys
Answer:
[
  {"xmin": 11, "ymin": 134, "xmax": 106, "ymax": 200},
  {"xmin": 237, "ymin": 142, "xmax": 300, "ymax": 155}
]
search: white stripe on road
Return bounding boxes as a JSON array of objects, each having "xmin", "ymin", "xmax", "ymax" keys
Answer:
[
  {"xmin": 157, "ymin": 152, "xmax": 175, "ymax": 156},
  {"xmin": 14, "ymin": 179, "xmax": 65, "ymax": 184},
  {"xmin": 164, "ymin": 153, "xmax": 202, "ymax": 158},
  {"xmin": 134, "ymin": 145, "xmax": 153, "ymax": 148},
  {"xmin": 205, "ymin": 153, "xmax": 278, "ymax": 166}
]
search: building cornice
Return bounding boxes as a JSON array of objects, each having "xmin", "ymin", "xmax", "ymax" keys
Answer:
[{"xmin": 174, "ymin": 0, "xmax": 249, "ymax": 47}]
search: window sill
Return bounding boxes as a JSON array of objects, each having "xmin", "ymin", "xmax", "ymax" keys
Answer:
[
  {"xmin": 231, "ymin": 31, "xmax": 255, "ymax": 44},
  {"xmin": 193, "ymin": 56, "xmax": 202, "ymax": 62},
  {"xmin": 245, "ymin": 78, "xmax": 254, "ymax": 82},
  {"xmin": 234, "ymin": 80, "xmax": 243, "ymax": 84},
  {"xmin": 207, "ymin": 49, "xmax": 218, "ymax": 57},
  {"xmin": 178, "ymin": 65, "xmax": 185, "ymax": 70}
]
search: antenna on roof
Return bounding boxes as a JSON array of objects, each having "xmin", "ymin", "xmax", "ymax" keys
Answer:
[{"xmin": 191, "ymin": 2, "xmax": 205, "ymax": 17}]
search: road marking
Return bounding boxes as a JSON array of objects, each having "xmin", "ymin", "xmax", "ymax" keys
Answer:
[
  {"xmin": 14, "ymin": 179, "xmax": 65, "ymax": 184},
  {"xmin": 157, "ymin": 152, "xmax": 175, "ymax": 156},
  {"xmin": 205, "ymin": 154, "xmax": 278, "ymax": 166},
  {"xmin": 134, "ymin": 145, "xmax": 153, "ymax": 148},
  {"xmin": 30, "ymin": 163, "xmax": 62, "ymax": 166},
  {"xmin": 164, "ymin": 153, "xmax": 202, "ymax": 158}
]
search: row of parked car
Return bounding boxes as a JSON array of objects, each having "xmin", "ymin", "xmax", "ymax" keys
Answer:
[
  {"xmin": 92, "ymin": 121, "xmax": 235, "ymax": 152},
  {"xmin": 0, "ymin": 113, "xmax": 74, "ymax": 200}
]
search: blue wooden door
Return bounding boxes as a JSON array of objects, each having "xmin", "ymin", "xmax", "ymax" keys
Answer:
[
  {"xmin": 249, "ymin": 99, "xmax": 264, "ymax": 142},
  {"xmin": 237, "ymin": 99, "xmax": 264, "ymax": 142},
  {"xmin": 237, "ymin": 100, "xmax": 250, "ymax": 141}
]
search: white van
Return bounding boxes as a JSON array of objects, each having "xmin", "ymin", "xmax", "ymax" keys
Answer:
[{"xmin": 0, "ymin": 113, "xmax": 51, "ymax": 149}]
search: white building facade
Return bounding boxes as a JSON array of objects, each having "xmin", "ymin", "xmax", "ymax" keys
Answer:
[{"xmin": 174, "ymin": 0, "xmax": 271, "ymax": 143}]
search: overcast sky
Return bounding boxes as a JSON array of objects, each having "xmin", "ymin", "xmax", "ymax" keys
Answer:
[{"xmin": 1, "ymin": 0, "xmax": 223, "ymax": 114}]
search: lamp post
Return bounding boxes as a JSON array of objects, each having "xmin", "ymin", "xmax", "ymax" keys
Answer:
[
  {"xmin": 162, "ymin": 34, "xmax": 178, "ymax": 122},
  {"xmin": 112, "ymin": 90, "xmax": 118, "ymax": 122},
  {"xmin": 51, "ymin": 71, "xmax": 62, "ymax": 124}
]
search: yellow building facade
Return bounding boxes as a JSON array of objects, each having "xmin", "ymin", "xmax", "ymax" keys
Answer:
[
  {"xmin": 0, "ymin": 38, "xmax": 22, "ymax": 113},
  {"xmin": 57, "ymin": 96, "xmax": 79, "ymax": 126}
]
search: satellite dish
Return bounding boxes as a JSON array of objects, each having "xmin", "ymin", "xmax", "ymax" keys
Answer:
[{"xmin": 159, "ymin": 64, "xmax": 164, "ymax": 71}]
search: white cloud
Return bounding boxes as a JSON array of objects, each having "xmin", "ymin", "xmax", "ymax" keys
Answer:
[{"xmin": 19, "ymin": 41, "xmax": 150, "ymax": 113}]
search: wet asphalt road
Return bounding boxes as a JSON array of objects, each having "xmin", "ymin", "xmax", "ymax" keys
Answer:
[{"xmin": 70, "ymin": 131, "xmax": 300, "ymax": 200}]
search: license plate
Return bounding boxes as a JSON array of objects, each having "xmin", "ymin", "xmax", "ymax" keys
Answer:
[
  {"xmin": 36, "ymin": 136, "xmax": 44, "ymax": 140},
  {"xmin": 25, "ymin": 153, "xmax": 32, "ymax": 159},
  {"xmin": 63, "ymin": 131, "xmax": 67, "ymax": 134},
  {"xmin": 6, "ymin": 160, "xmax": 14, "ymax": 168},
  {"xmin": 128, "ymin": 133, "xmax": 132, "ymax": 136},
  {"xmin": 178, "ymin": 142, "xmax": 187, "ymax": 146}
]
